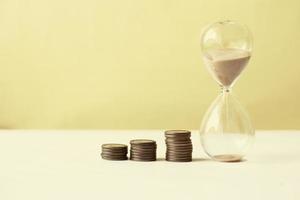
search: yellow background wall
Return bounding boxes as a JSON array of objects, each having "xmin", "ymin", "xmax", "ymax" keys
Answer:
[{"xmin": 0, "ymin": 0, "xmax": 299, "ymax": 129}]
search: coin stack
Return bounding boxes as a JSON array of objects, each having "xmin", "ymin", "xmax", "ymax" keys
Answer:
[
  {"xmin": 101, "ymin": 144, "xmax": 128, "ymax": 160},
  {"xmin": 130, "ymin": 139, "xmax": 157, "ymax": 161},
  {"xmin": 165, "ymin": 130, "xmax": 193, "ymax": 162}
]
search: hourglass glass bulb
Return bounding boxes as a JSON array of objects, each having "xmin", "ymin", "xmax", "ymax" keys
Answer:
[
  {"xmin": 201, "ymin": 20, "xmax": 252, "ymax": 89},
  {"xmin": 200, "ymin": 91, "xmax": 254, "ymax": 162},
  {"xmin": 200, "ymin": 21, "xmax": 255, "ymax": 162}
]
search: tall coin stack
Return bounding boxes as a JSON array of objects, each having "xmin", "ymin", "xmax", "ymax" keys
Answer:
[
  {"xmin": 130, "ymin": 139, "xmax": 157, "ymax": 161},
  {"xmin": 165, "ymin": 130, "xmax": 193, "ymax": 162},
  {"xmin": 101, "ymin": 144, "xmax": 128, "ymax": 160}
]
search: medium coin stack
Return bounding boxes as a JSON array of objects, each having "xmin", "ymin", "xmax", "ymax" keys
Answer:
[
  {"xmin": 165, "ymin": 130, "xmax": 193, "ymax": 162},
  {"xmin": 101, "ymin": 144, "xmax": 128, "ymax": 160},
  {"xmin": 130, "ymin": 139, "xmax": 157, "ymax": 161}
]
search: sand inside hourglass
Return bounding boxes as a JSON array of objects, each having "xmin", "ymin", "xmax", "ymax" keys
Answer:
[
  {"xmin": 204, "ymin": 49, "xmax": 251, "ymax": 87},
  {"xmin": 202, "ymin": 133, "xmax": 252, "ymax": 162}
]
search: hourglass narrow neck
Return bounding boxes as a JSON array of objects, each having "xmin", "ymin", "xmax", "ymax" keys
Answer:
[{"xmin": 220, "ymin": 86, "xmax": 231, "ymax": 93}]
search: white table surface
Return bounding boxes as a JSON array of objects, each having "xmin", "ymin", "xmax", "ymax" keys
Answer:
[{"xmin": 0, "ymin": 130, "xmax": 299, "ymax": 200}]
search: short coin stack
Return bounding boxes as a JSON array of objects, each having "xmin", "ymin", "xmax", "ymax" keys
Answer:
[
  {"xmin": 130, "ymin": 139, "xmax": 157, "ymax": 161},
  {"xmin": 165, "ymin": 130, "xmax": 193, "ymax": 162},
  {"xmin": 101, "ymin": 144, "xmax": 128, "ymax": 160}
]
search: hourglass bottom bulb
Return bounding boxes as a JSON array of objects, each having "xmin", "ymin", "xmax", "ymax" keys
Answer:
[
  {"xmin": 199, "ymin": 86, "xmax": 255, "ymax": 162},
  {"xmin": 200, "ymin": 132, "xmax": 254, "ymax": 162}
]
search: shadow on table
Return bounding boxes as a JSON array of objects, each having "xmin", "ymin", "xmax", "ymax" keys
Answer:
[
  {"xmin": 156, "ymin": 157, "xmax": 221, "ymax": 162},
  {"xmin": 192, "ymin": 158, "xmax": 211, "ymax": 162},
  {"xmin": 156, "ymin": 157, "xmax": 249, "ymax": 163},
  {"xmin": 193, "ymin": 158, "xmax": 248, "ymax": 163}
]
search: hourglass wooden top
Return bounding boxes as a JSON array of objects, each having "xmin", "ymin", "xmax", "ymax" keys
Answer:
[{"xmin": 203, "ymin": 48, "xmax": 251, "ymax": 87}]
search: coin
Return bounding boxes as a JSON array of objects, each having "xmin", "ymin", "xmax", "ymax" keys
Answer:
[
  {"xmin": 130, "ymin": 149, "xmax": 156, "ymax": 153},
  {"xmin": 130, "ymin": 156, "xmax": 156, "ymax": 159},
  {"xmin": 165, "ymin": 135, "xmax": 191, "ymax": 139},
  {"xmin": 101, "ymin": 154, "xmax": 127, "ymax": 158},
  {"xmin": 166, "ymin": 143, "xmax": 192, "ymax": 147},
  {"xmin": 130, "ymin": 146, "xmax": 156, "ymax": 150},
  {"xmin": 130, "ymin": 148, "xmax": 156, "ymax": 151},
  {"xmin": 166, "ymin": 153, "xmax": 192, "ymax": 157},
  {"xmin": 164, "ymin": 130, "xmax": 193, "ymax": 162},
  {"xmin": 165, "ymin": 130, "xmax": 191, "ymax": 137},
  {"xmin": 166, "ymin": 145, "xmax": 193, "ymax": 149},
  {"xmin": 165, "ymin": 139, "xmax": 191, "ymax": 143},
  {"xmin": 166, "ymin": 148, "xmax": 193, "ymax": 153},
  {"xmin": 102, "ymin": 156, "xmax": 128, "ymax": 161},
  {"xmin": 102, "ymin": 144, "xmax": 128, "ymax": 149},
  {"xmin": 130, "ymin": 159, "xmax": 156, "ymax": 162},
  {"xmin": 101, "ymin": 143, "xmax": 128, "ymax": 161},
  {"xmin": 101, "ymin": 152, "xmax": 126, "ymax": 156},
  {"xmin": 130, "ymin": 139, "xmax": 156, "ymax": 145},
  {"xmin": 130, "ymin": 152, "xmax": 155, "ymax": 156},
  {"xmin": 101, "ymin": 152, "xmax": 127, "ymax": 157},
  {"xmin": 130, "ymin": 150, "xmax": 156, "ymax": 154},
  {"xmin": 102, "ymin": 148, "xmax": 127, "ymax": 152},
  {"xmin": 166, "ymin": 153, "xmax": 193, "ymax": 157},
  {"xmin": 129, "ymin": 139, "xmax": 157, "ymax": 162},
  {"xmin": 101, "ymin": 152, "xmax": 127, "ymax": 156},
  {"xmin": 130, "ymin": 155, "xmax": 156, "ymax": 159},
  {"xmin": 166, "ymin": 151, "xmax": 193, "ymax": 155},
  {"xmin": 166, "ymin": 158, "xmax": 192, "ymax": 162}
]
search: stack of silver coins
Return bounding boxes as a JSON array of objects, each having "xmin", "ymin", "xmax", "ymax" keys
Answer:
[
  {"xmin": 130, "ymin": 139, "xmax": 157, "ymax": 161},
  {"xmin": 101, "ymin": 144, "xmax": 128, "ymax": 160},
  {"xmin": 165, "ymin": 130, "xmax": 193, "ymax": 162}
]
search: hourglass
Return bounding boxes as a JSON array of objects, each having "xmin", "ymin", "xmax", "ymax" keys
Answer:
[{"xmin": 200, "ymin": 21, "xmax": 255, "ymax": 162}]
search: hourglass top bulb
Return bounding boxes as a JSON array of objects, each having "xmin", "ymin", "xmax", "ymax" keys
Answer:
[{"xmin": 201, "ymin": 20, "xmax": 252, "ymax": 89}]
